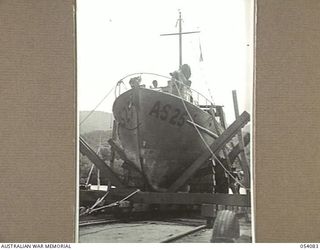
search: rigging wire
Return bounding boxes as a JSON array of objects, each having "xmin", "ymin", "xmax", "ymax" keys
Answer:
[
  {"xmin": 80, "ymin": 86, "xmax": 115, "ymax": 126},
  {"xmin": 197, "ymin": 35, "xmax": 219, "ymax": 192},
  {"xmin": 80, "ymin": 72, "xmax": 168, "ymax": 127},
  {"xmin": 170, "ymin": 78, "xmax": 248, "ymax": 191},
  {"xmin": 196, "ymin": 35, "xmax": 244, "ymax": 189},
  {"xmin": 198, "ymin": 35, "xmax": 216, "ymax": 105}
]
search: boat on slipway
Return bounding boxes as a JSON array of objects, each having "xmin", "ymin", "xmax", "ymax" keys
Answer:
[{"xmin": 111, "ymin": 12, "xmax": 241, "ymax": 193}]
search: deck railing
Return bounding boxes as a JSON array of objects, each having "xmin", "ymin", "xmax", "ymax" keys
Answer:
[{"xmin": 115, "ymin": 73, "xmax": 216, "ymax": 109}]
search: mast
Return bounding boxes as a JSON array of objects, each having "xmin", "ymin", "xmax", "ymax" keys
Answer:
[
  {"xmin": 160, "ymin": 11, "xmax": 200, "ymax": 69},
  {"xmin": 178, "ymin": 11, "xmax": 182, "ymax": 68}
]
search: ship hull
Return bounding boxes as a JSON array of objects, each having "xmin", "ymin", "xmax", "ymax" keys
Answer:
[{"xmin": 113, "ymin": 87, "xmax": 223, "ymax": 191}]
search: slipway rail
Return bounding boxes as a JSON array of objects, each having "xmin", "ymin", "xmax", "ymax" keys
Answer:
[{"xmin": 160, "ymin": 225, "xmax": 207, "ymax": 243}]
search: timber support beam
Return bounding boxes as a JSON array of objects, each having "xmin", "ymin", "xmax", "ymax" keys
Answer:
[
  {"xmin": 109, "ymin": 189, "xmax": 250, "ymax": 207},
  {"xmin": 80, "ymin": 137, "xmax": 124, "ymax": 188},
  {"xmin": 108, "ymin": 139, "xmax": 141, "ymax": 173},
  {"xmin": 168, "ymin": 111, "xmax": 250, "ymax": 192}
]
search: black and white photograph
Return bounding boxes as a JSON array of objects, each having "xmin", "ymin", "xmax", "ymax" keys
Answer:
[{"xmin": 78, "ymin": 0, "xmax": 253, "ymax": 243}]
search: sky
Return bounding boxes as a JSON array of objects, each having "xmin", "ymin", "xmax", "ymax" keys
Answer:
[{"xmin": 77, "ymin": 0, "xmax": 253, "ymax": 124}]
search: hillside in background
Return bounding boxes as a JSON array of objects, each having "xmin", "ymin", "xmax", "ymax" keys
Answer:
[{"xmin": 79, "ymin": 111, "xmax": 113, "ymax": 134}]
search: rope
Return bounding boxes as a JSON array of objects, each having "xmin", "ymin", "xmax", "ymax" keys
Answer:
[
  {"xmin": 80, "ymin": 86, "xmax": 115, "ymax": 126},
  {"xmin": 88, "ymin": 189, "xmax": 140, "ymax": 214},
  {"xmin": 198, "ymin": 35, "xmax": 220, "ymax": 192},
  {"xmin": 170, "ymin": 79, "xmax": 248, "ymax": 191},
  {"xmin": 198, "ymin": 36, "xmax": 216, "ymax": 105},
  {"xmin": 79, "ymin": 191, "xmax": 110, "ymax": 217}
]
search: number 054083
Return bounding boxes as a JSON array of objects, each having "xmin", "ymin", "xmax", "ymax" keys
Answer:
[{"xmin": 300, "ymin": 244, "xmax": 319, "ymax": 249}]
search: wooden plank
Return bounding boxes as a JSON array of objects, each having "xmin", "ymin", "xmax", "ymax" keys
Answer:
[
  {"xmin": 79, "ymin": 190, "xmax": 107, "ymax": 207},
  {"xmin": 228, "ymin": 132, "xmax": 250, "ymax": 164},
  {"xmin": 81, "ymin": 189, "xmax": 251, "ymax": 207},
  {"xmin": 232, "ymin": 90, "xmax": 251, "ymax": 188},
  {"xmin": 201, "ymin": 204, "xmax": 218, "ymax": 218},
  {"xmin": 194, "ymin": 133, "xmax": 250, "ymax": 178},
  {"xmin": 80, "ymin": 137, "xmax": 124, "ymax": 188},
  {"xmin": 168, "ymin": 111, "xmax": 250, "ymax": 192},
  {"xmin": 211, "ymin": 105, "xmax": 233, "ymax": 174},
  {"xmin": 109, "ymin": 120, "xmax": 117, "ymax": 169},
  {"xmin": 108, "ymin": 139, "xmax": 141, "ymax": 173},
  {"xmin": 110, "ymin": 190, "xmax": 250, "ymax": 207},
  {"xmin": 160, "ymin": 225, "xmax": 207, "ymax": 243}
]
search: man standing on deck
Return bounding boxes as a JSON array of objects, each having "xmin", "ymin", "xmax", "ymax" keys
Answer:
[
  {"xmin": 170, "ymin": 64, "xmax": 192, "ymax": 100},
  {"xmin": 171, "ymin": 64, "xmax": 192, "ymax": 87}
]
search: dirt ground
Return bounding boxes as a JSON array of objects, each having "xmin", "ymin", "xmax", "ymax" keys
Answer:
[
  {"xmin": 174, "ymin": 218, "xmax": 252, "ymax": 243},
  {"xmin": 79, "ymin": 218, "xmax": 251, "ymax": 243}
]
